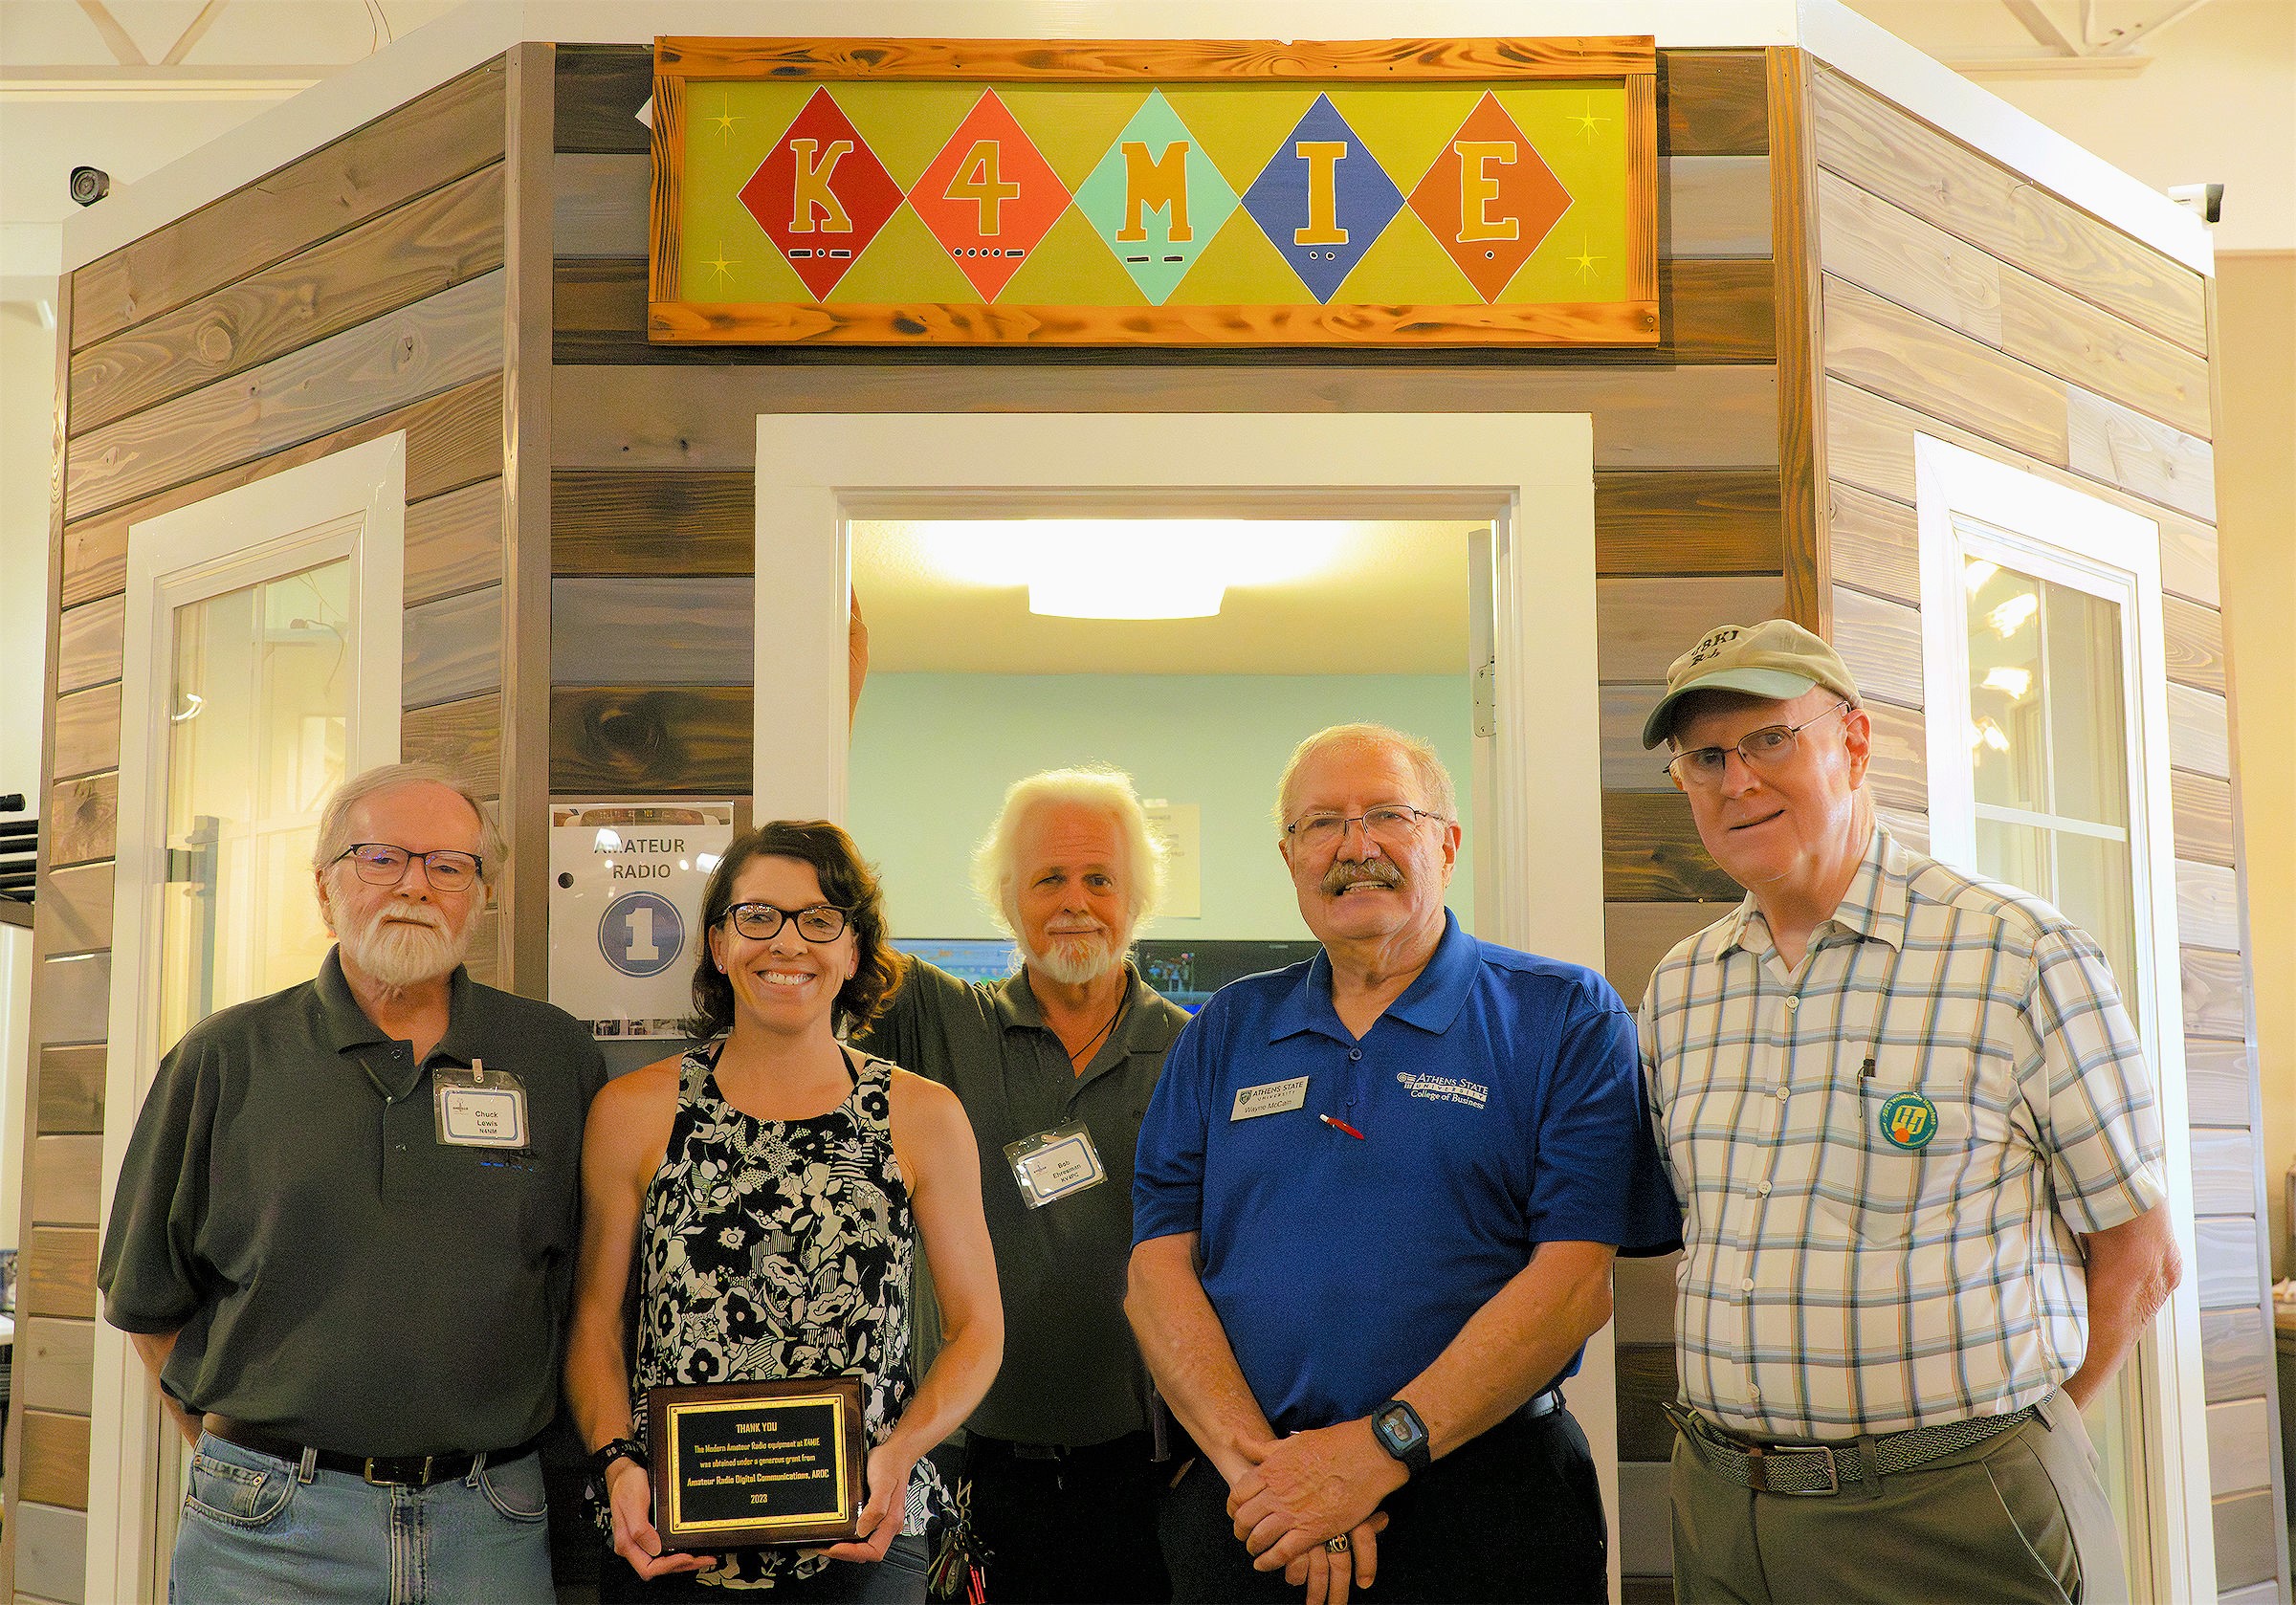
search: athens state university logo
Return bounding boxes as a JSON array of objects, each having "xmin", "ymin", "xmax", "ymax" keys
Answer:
[{"xmin": 1878, "ymin": 1091, "xmax": 1940, "ymax": 1152}]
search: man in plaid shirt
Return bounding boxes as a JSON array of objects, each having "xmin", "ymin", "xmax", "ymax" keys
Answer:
[{"xmin": 1636, "ymin": 619, "xmax": 2181, "ymax": 1604}]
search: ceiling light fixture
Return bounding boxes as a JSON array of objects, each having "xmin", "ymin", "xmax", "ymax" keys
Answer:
[{"xmin": 914, "ymin": 520, "xmax": 1350, "ymax": 620}]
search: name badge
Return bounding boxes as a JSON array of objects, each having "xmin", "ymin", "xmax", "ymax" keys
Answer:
[
  {"xmin": 433, "ymin": 1060, "xmax": 530, "ymax": 1150},
  {"xmin": 1004, "ymin": 1123, "xmax": 1106, "ymax": 1209},
  {"xmin": 1231, "ymin": 1076, "xmax": 1310, "ymax": 1122}
]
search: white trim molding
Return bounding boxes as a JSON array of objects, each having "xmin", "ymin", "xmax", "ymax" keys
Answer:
[
  {"xmin": 1912, "ymin": 431, "xmax": 2217, "ymax": 1605},
  {"xmin": 61, "ymin": 0, "xmax": 2209, "ymax": 276},
  {"xmin": 87, "ymin": 432, "xmax": 407, "ymax": 1605},
  {"xmin": 749, "ymin": 407, "xmax": 1624, "ymax": 1591}
]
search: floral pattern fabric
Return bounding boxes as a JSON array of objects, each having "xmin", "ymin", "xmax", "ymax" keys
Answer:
[{"xmin": 629, "ymin": 1044, "xmax": 949, "ymax": 1590}]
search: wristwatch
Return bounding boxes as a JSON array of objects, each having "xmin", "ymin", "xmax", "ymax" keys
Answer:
[
  {"xmin": 588, "ymin": 1437, "xmax": 649, "ymax": 1482},
  {"xmin": 1370, "ymin": 1398, "xmax": 1430, "ymax": 1479}
]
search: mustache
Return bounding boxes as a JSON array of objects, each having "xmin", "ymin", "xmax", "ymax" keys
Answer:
[
  {"xmin": 1322, "ymin": 858, "xmax": 1404, "ymax": 895},
  {"xmin": 377, "ymin": 905, "xmax": 448, "ymax": 930}
]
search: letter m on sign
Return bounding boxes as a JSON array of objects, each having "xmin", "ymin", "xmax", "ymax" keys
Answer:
[{"xmin": 1117, "ymin": 142, "xmax": 1193, "ymax": 242}]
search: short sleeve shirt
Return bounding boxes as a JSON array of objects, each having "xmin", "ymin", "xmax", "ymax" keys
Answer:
[
  {"xmin": 1134, "ymin": 912, "xmax": 1680, "ymax": 1434},
  {"xmin": 857, "ymin": 958, "xmax": 1187, "ymax": 1446},
  {"xmin": 99, "ymin": 949, "xmax": 607, "ymax": 1455},
  {"xmin": 1638, "ymin": 823, "xmax": 2167, "ymax": 1439}
]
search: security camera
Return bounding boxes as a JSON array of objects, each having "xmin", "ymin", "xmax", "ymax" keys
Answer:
[
  {"xmin": 2168, "ymin": 183, "xmax": 2223, "ymax": 225},
  {"xmin": 69, "ymin": 166, "xmax": 110, "ymax": 207}
]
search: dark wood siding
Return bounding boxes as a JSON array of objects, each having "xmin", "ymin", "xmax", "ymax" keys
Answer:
[
  {"xmin": 545, "ymin": 43, "xmax": 1781, "ymax": 1598},
  {"xmin": 1793, "ymin": 59, "xmax": 2280, "ymax": 1605},
  {"xmin": 7, "ymin": 61, "xmax": 516, "ymax": 1602}
]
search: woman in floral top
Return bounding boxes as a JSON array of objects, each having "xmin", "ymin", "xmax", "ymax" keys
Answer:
[{"xmin": 568, "ymin": 822, "xmax": 1003, "ymax": 1599}]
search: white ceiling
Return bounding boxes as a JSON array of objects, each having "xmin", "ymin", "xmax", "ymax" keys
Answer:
[{"xmin": 853, "ymin": 519, "xmax": 1479, "ymax": 675}]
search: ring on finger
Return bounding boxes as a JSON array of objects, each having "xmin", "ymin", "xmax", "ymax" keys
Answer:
[{"xmin": 1325, "ymin": 1535, "xmax": 1352, "ymax": 1554}]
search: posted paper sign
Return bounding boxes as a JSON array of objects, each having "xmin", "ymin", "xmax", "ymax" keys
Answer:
[
  {"xmin": 549, "ymin": 803, "xmax": 736, "ymax": 1039},
  {"xmin": 1143, "ymin": 802, "xmax": 1202, "ymax": 920}
]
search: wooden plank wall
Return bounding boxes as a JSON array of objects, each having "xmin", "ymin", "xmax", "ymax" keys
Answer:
[
  {"xmin": 549, "ymin": 44, "xmax": 1776, "ymax": 1598},
  {"xmin": 1791, "ymin": 57, "xmax": 2284, "ymax": 1603},
  {"xmin": 5, "ymin": 61, "xmax": 516, "ymax": 1601}
]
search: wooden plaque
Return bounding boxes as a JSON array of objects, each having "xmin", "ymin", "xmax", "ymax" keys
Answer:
[
  {"xmin": 649, "ymin": 36, "xmax": 1658, "ymax": 347},
  {"xmin": 649, "ymin": 1375, "xmax": 866, "ymax": 1550}
]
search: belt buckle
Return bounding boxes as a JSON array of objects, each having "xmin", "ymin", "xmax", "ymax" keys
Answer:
[
  {"xmin": 364, "ymin": 1455, "xmax": 433, "ymax": 1486},
  {"xmin": 1747, "ymin": 1442, "xmax": 1839, "ymax": 1496}
]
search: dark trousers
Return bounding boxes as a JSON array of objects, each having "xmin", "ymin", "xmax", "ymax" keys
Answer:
[
  {"xmin": 1161, "ymin": 1408, "xmax": 1607, "ymax": 1605},
  {"xmin": 968, "ymin": 1431, "xmax": 1172, "ymax": 1605}
]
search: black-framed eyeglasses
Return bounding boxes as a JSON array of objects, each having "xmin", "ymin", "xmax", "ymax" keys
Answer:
[
  {"xmin": 332, "ymin": 843, "xmax": 484, "ymax": 891},
  {"xmin": 723, "ymin": 902, "xmax": 850, "ymax": 942},
  {"xmin": 1283, "ymin": 803, "xmax": 1448, "ymax": 852},
  {"xmin": 1664, "ymin": 701, "xmax": 1852, "ymax": 792}
]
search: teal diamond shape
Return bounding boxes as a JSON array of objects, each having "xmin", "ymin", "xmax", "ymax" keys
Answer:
[{"xmin": 1073, "ymin": 92, "xmax": 1239, "ymax": 305}]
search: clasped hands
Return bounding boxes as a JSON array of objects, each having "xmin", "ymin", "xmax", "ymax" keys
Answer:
[{"xmin": 1226, "ymin": 1419, "xmax": 1406, "ymax": 1605}]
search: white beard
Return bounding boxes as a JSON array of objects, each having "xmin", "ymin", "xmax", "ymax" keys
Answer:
[
  {"xmin": 338, "ymin": 902, "xmax": 470, "ymax": 989},
  {"xmin": 1023, "ymin": 928, "xmax": 1124, "ymax": 986}
]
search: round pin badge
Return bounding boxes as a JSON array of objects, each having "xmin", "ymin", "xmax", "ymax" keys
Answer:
[{"xmin": 1878, "ymin": 1090, "xmax": 1940, "ymax": 1152}]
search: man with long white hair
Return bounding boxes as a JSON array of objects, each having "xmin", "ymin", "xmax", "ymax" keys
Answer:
[
  {"xmin": 858, "ymin": 765, "xmax": 1192, "ymax": 1604},
  {"xmin": 99, "ymin": 763, "xmax": 606, "ymax": 1604}
]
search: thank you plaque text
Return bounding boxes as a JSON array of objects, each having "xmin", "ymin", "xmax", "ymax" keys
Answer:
[{"xmin": 648, "ymin": 1376, "xmax": 865, "ymax": 1550}]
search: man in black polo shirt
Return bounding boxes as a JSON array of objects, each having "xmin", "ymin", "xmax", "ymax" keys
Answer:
[
  {"xmin": 99, "ymin": 763, "xmax": 605, "ymax": 1604},
  {"xmin": 858, "ymin": 765, "xmax": 1190, "ymax": 1604}
]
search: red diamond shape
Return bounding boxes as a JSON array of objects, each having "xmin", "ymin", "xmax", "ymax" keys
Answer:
[
  {"xmin": 739, "ymin": 88, "xmax": 904, "ymax": 298},
  {"xmin": 907, "ymin": 91, "xmax": 1072, "ymax": 300},
  {"xmin": 1407, "ymin": 93, "xmax": 1572, "ymax": 302}
]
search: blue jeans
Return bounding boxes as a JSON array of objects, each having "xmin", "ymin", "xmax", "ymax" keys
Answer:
[{"xmin": 170, "ymin": 1432, "xmax": 554, "ymax": 1605}]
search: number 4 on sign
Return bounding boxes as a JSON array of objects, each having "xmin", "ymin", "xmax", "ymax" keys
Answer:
[{"xmin": 945, "ymin": 140, "xmax": 1022, "ymax": 234}]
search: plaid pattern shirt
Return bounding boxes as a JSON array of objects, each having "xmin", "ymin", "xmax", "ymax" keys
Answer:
[{"xmin": 1638, "ymin": 822, "xmax": 2166, "ymax": 1440}]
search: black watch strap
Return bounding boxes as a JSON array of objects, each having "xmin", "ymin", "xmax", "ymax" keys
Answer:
[
  {"xmin": 1371, "ymin": 1398, "xmax": 1431, "ymax": 1478},
  {"xmin": 589, "ymin": 1437, "xmax": 649, "ymax": 1481}
]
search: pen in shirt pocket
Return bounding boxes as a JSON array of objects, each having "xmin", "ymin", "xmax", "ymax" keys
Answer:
[{"xmin": 1319, "ymin": 1113, "xmax": 1366, "ymax": 1141}]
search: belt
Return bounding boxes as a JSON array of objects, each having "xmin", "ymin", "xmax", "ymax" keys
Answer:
[
  {"xmin": 1513, "ymin": 1387, "xmax": 1566, "ymax": 1423},
  {"xmin": 973, "ymin": 1429, "xmax": 1156, "ymax": 1464},
  {"xmin": 203, "ymin": 1416, "xmax": 536, "ymax": 1488},
  {"xmin": 1667, "ymin": 1401, "xmax": 2039, "ymax": 1496}
]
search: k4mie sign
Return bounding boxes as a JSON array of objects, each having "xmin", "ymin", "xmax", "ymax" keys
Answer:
[{"xmin": 649, "ymin": 36, "xmax": 1657, "ymax": 348}]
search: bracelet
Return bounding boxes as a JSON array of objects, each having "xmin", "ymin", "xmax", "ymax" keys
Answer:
[{"xmin": 588, "ymin": 1437, "xmax": 649, "ymax": 1482}]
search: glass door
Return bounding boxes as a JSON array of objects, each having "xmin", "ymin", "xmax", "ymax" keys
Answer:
[
  {"xmin": 1960, "ymin": 536, "xmax": 2151, "ymax": 1573},
  {"xmin": 147, "ymin": 557, "xmax": 357, "ymax": 1573},
  {"xmin": 1916, "ymin": 434, "xmax": 2211, "ymax": 1603}
]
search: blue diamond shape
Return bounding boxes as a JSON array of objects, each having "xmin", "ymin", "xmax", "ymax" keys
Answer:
[{"xmin": 1239, "ymin": 94, "xmax": 1404, "ymax": 303}]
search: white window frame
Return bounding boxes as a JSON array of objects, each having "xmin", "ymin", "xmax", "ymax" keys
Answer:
[
  {"xmin": 1913, "ymin": 432, "xmax": 2215, "ymax": 1604},
  {"xmin": 749, "ymin": 410, "xmax": 1624, "ymax": 1594},
  {"xmin": 89, "ymin": 434, "xmax": 407, "ymax": 1605}
]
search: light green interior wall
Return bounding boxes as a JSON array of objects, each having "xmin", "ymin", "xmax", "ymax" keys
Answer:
[{"xmin": 848, "ymin": 673, "xmax": 1475, "ymax": 942}]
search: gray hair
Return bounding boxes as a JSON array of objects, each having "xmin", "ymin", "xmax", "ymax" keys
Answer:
[
  {"xmin": 970, "ymin": 766, "xmax": 1166, "ymax": 937},
  {"xmin": 311, "ymin": 762, "xmax": 506, "ymax": 885},
  {"xmin": 1273, "ymin": 723, "xmax": 1458, "ymax": 832}
]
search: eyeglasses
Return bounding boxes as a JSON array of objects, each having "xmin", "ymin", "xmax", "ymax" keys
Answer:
[
  {"xmin": 1665, "ymin": 702, "xmax": 1852, "ymax": 792},
  {"xmin": 1283, "ymin": 803, "xmax": 1448, "ymax": 852},
  {"xmin": 723, "ymin": 902, "xmax": 850, "ymax": 942},
  {"xmin": 333, "ymin": 843, "xmax": 484, "ymax": 891}
]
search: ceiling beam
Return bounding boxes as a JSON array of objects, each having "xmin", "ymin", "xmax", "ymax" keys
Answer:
[
  {"xmin": 2004, "ymin": 0, "xmax": 2085, "ymax": 55},
  {"xmin": 75, "ymin": 0, "xmax": 146, "ymax": 66},
  {"xmin": 162, "ymin": 0, "xmax": 231, "ymax": 67},
  {"xmin": 2092, "ymin": 0, "xmax": 2217, "ymax": 55}
]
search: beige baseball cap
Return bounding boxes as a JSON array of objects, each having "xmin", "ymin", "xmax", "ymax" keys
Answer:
[{"xmin": 1641, "ymin": 619, "xmax": 1863, "ymax": 749}]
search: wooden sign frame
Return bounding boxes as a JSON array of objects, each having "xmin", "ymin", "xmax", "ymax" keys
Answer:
[{"xmin": 648, "ymin": 36, "xmax": 1658, "ymax": 347}]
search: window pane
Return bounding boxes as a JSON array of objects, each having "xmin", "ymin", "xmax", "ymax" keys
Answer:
[
  {"xmin": 1976, "ymin": 816, "xmax": 2049, "ymax": 897},
  {"xmin": 159, "ymin": 561, "xmax": 353, "ymax": 1050},
  {"xmin": 2042, "ymin": 583, "xmax": 2128, "ymax": 830},
  {"xmin": 1966, "ymin": 564, "xmax": 2046, "ymax": 810},
  {"xmin": 2054, "ymin": 830, "xmax": 2139, "ymax": 1002}
]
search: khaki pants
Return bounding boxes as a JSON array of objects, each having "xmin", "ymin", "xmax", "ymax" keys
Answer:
[{"xmin": 1669, "ymin": 1395, "xmax": 2127, "ymax": 1605}]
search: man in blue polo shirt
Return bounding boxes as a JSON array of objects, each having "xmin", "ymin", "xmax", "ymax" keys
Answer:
[{"xmin": 1127, "ymin": 723, "xmax": 1679, "ymax": 1605}]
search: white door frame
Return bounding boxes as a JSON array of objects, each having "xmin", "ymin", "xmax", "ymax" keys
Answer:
[
  {"xmin": 1913, "ymin": 432, "xmax": 2216, "ymax": 1604},
  {"xmin": 89, "ymin": 434, "xmax": 408, "ymax": 1604},
  {"xmin": 751, "ymin": 410, "xmax": 1624, "ymax": 1594}
]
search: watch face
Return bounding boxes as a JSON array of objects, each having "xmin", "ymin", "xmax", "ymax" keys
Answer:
[{"xmin": 1376, "ymin": 1404, "xmax": 1419, "ymax": 1447}]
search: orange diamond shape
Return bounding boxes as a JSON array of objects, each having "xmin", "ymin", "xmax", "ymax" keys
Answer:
[
  {"xmin": 1407, "ymin": 93, "xmax": 1572, "ymax": 302},
  {"xmin": 908, "ymin": 90, "xmax": 1072, "ymax": 300}
]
